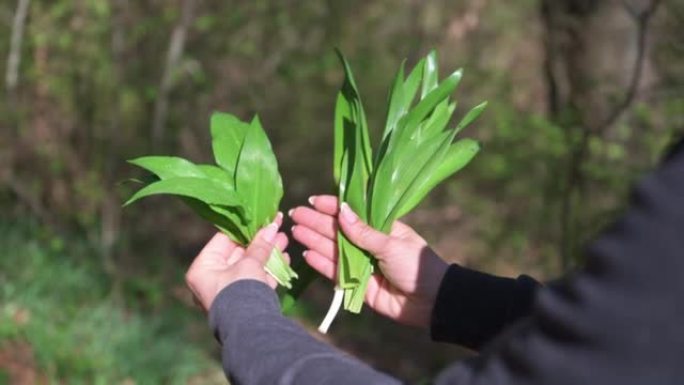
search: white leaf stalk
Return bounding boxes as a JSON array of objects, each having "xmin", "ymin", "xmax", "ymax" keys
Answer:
[{"xmin": 318, "ymin": 286, "xmax": 344, "ymax": 333}]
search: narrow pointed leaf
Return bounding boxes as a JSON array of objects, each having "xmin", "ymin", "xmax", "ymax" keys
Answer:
[
  {"xmin": 395, "ymin": 139, "xmax": 480, "ymax": 218},
  {"xmin": 455, "ymin": 101, "xmax": 488, "ymax": 134},
  {"xmin": 420, "ymin": 50, "xmax": 439, "ymax": 99}
]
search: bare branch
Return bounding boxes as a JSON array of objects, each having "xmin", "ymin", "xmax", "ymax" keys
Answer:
[
  {"xmin": 151, "ymin": 0, "xmax": 196, "ymax": 149},
  {"xmin": 598, "ymin": 0, "xmax": 662, "ymax": 131},
  {"xmin": 5, "ymin": 0, "xmax": 31, "ymax": 96}
]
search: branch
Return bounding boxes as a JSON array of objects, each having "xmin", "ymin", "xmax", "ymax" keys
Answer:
[
  {"xmin": 151, "ymin": 0, "xmax": 196, "ymax": 149},
  {"xmin": 5, "ymin": 0, "xmax": 31, "ymax": 96},
  {"xmin": 598, "ymin": 0, "xmax": 662, "ymax": 131}
]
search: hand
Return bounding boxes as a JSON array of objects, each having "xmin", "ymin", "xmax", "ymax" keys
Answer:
[
  {"xmin": 185, "ymin": 214, "xmax": 290, "ymax": 311},
  {"xmin": 290, "ymin": 196, "xmax": 449, "ymax": 328}
]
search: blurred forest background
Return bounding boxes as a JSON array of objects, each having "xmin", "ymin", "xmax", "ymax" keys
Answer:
[{"xmin": 1, "ymin": 0, "xmax": 682, "ymax": 383}]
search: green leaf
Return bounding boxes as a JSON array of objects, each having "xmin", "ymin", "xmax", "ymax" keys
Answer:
[
  {"xmin": 382, "ymin": 62, "xmax": 406, "ymax": 142},
  {"xmin": 123, "ymin": 177, "xmax": 241, "ymax": 207},
  {"xmin": 182, "ymin": 198, "xmax": 250, "ymax": 244},
  {"xmin": 402, "ymin": 57, "xmax": 425, "ymax": 110},
  {"xmin": 394, "ymin": 139, "xmax": 480, "ymax": 218},
  {"xmin": 455, "ymin": 101, "xmax": 488, "ymax": 134},
  {"xmin": 334, "ymin": 93, "xmax": 352, "ymax": 186},
  {"xmin": 234, "ymin": 115, "xmax": 283, "ymax": 235},
  {"xmin": 420, "ymin": 50, "xmax": 439, "ymax": 99},
  {"xmin": 210, "ymin": 112, "xmax": 250, "ymax": 177},
  {"xmin": 197, "ymin": 164, "xmax": 233, "ymax": 184},
  {"xmin": 128, "ymin": 156, "xmax": 205, "ymax": 179}
]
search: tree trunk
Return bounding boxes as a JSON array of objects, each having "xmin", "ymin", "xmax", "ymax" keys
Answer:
[
  {"xmin": 151, "ymin": 0, "xmax": 196, "ymax": 150},
  {"xmin": 540, "ymin": 0, "xmax": 660, "ymax": 268},
  {"xmin": 6, "ymin": 0, "xmax": 31, "ymax": 99}
]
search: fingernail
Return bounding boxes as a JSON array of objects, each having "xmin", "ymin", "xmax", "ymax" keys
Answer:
[
  {"xmin": 340, "ymin": 202, "xmax": 358, "ymax": 224},
  {"xmin": 276, "ymin": 211, "xmax": 283, "ymax": 222},
  {"xmin": 262, "ymin": 222, "xmax": 278, "ymax": 242},
  {"xmin": 291, "ymin": 225, "xmax": 297, "ymax": 233},
  {"xmin": 308, "ymin": 196, "xmax": 316, "ymax": 206},
  {"xmin": 288, "ymin": 208, "xmax": 295, "ymax": 217},
  {"xmin": 302, "ymin": 250, "xmax": 308, "ymax": 258}
]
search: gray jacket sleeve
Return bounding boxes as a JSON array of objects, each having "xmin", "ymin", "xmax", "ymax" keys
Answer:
[{"xmin": 209, "ymin": 280, "xmax": 402, "ymax": 385}]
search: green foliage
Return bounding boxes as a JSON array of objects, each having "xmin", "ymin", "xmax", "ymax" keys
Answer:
[
  {"xmin": 0, "ymin": 221, "xmax": 222, "ymax": 384},
  {"xmin": 333, "ymin": 50, "xmax": 485, "ymax": 316},
  {"xmin": 126, "ymin": 112, "xmax": 297, "ymax": 288}
]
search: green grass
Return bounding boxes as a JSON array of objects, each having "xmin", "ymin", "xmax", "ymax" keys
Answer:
[{"xmin": 0, "ymin": 221, "xmax": 224, "ymax": 384}]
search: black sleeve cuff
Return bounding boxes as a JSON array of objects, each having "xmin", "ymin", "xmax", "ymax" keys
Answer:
[{"xmin": 430, "ymin": 264, "xmax": 540, "ymax": 350}]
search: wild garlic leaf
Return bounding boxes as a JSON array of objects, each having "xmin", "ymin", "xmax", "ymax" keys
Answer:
[
  {"xmin": 235, "ymin": 116, "xmax": 283, "ymax": 236},
  {"xmin": 182, "ymin": 198, "xmax": 250, "ymax": 244},
  {"xmin": 328, "ymin": 51, "xmax": 484, "ymax": 323},
  {"xmin": 128, "ymin": 156, "xmax": 206, "ymax": 180},
  {"xmin": 394, "ymin": 139, "xmax": 480, "ymax": 220},
  {"xmin": 123, "ymin": 177, "xmax": 241, "ymax": 207},
  {"xmin": 211, "ymin": 112, "xmax": 250, "ymax": 178},
  {"xmin": 455, "ymin": 101, "xmax": 488, "ymax": 134},
  {"xmin": 420, "ymin": 50, "xmax": 439, "ymax": 99}
]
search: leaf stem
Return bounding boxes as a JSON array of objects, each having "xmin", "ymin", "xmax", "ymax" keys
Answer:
[{"xmin": 318, "ymin": 287, "xmax": 344, "ymax": 334}]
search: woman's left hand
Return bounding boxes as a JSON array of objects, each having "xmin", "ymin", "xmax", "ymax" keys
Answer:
[{"xmin": 185, "ymin": 214, "xmax": 290, "ymax": 311}]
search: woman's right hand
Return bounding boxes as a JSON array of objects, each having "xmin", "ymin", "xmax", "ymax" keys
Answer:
[{"xmin": 290, "ymin": 195, "xmax": 449, "ymax": 329}]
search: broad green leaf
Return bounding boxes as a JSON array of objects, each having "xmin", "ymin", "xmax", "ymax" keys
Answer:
[
  {"xmin": 124, "ymin": 177, "xmax": 241, "ymax": 207},
  {"xmin": 128, "ymin": 156, "xmax": 205, "ymax": 180},
  {"xmin": 234, "ymin": 115, "xmax": 283, "ymax": 235},
  {"xmin": 182, "ymin": 198, "xmax": 250, "ymax": 245},
  {"xmin": 197, "ymin": 164, "xmax": 233, "ymax": 184},
  {"xmin": 210, "ymin": 112, "xmax": 250, "ymax": 177}
]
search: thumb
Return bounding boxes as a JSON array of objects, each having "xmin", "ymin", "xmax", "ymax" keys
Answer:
[
  {"xmin": 338, "ymin": 203, "xmax": 391, "ymax": 257},
  {"xmin": 245, "ymin": 222, "xmax": 279, "ymax": 264}
]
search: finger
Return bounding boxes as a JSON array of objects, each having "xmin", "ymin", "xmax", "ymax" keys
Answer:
[
  {"xmin": 226, "ymin": 247, "xmax": 244, "ymax": 266},
  {"xmin": 275, "ymin": 232, "xmax": 289, "ymax": 252},
  {"xmin": 281, "ymin": 252, "xmax": 291, "ymax": 264},
  {"xmin": 266, "ymin": 276, "xmax": 278, "ymax": 289},
  {"xmin": 309, "ymin": 195, "xmax": 339, "ymax": 216},
  {"xmin": 195, "ymin": 232, "xmax": 238, "ymax": 264},
  {"xmin": 292, "ymin": 225, "xmax": 337, "ymax": 260},
  {"xmin": 274, "ymin": 211, "xmax": 284, "ymax": 227},
  {"xmin": 338, "ymin": 203, "xmax": 391, "ymax": 257},
  {"xmin": 244, "ymin": 222, "xmax": 279, "ymax": 264},
  {"xmin": 303, "ymin": 250, "xmax": 336, "ymax": 280},
  {"xmin": 289, "ymin": 206, "xmax": 337, "ymax": 240},
  {"xmin": 390, "ymin": 220, "xmax": 426, "ymax": 244},
  {"xmin": 364, "ymin": 274, "xmax": 384, "ymax": 306}
]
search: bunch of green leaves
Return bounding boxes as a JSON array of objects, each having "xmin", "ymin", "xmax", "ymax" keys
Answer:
[
  {"xmin": 125, "ymin": 112, "xmax": 297, "ymax": 288},
  {"xmin": 333, "ymin": 50, "xmax": 485, "ymax": 314}
]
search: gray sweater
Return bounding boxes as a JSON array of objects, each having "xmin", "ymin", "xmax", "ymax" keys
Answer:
[{"xmin": 209, "ymin": 138, "xmax": 684, "ymax": 385}]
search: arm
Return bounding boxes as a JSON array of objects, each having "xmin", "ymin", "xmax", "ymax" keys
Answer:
[
  {"xmin": 210, "ymin": 280, "xmax": 401, "ymax": 385},
  {"xmin": 431, "ymin": 265, "xmax": 540, "ymax": 349},
  {"xmin": 433, "ymin": 138, "xmax": 684, "ymax": 384}
]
